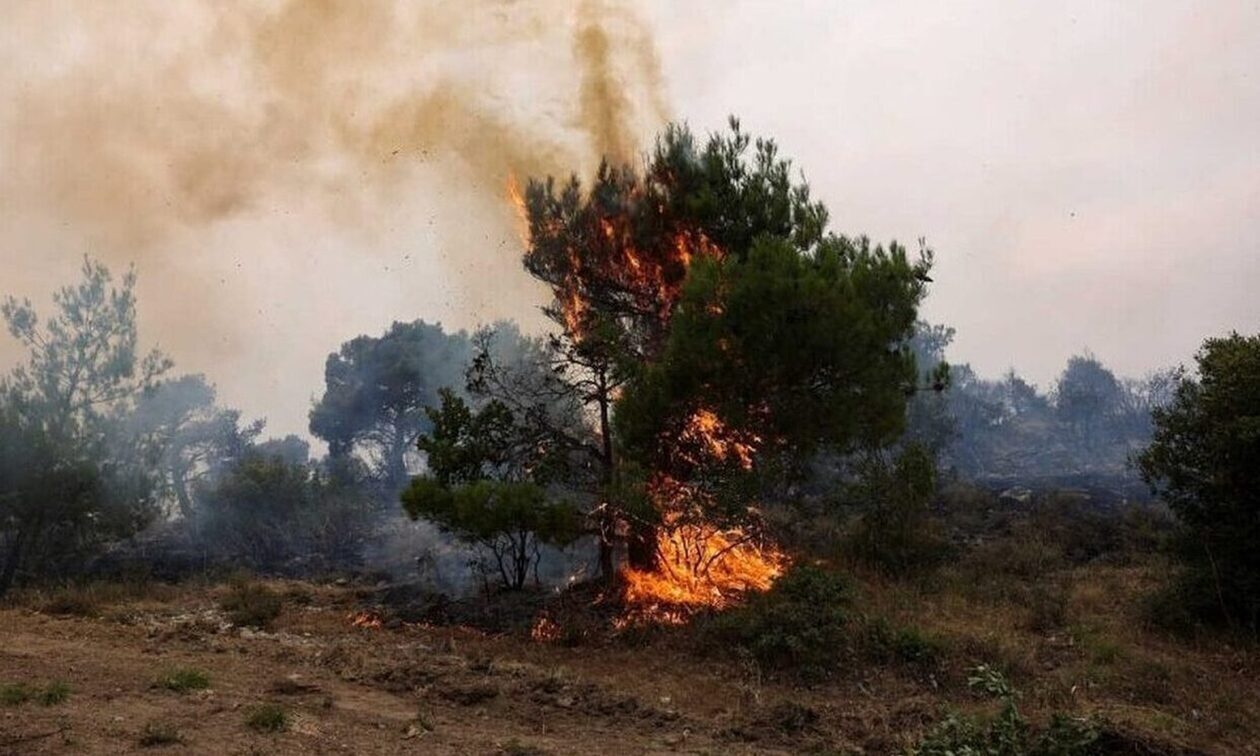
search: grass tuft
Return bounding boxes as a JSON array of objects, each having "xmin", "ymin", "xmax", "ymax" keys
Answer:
[
  {"xmin": 0, "ymin": 682, "xmax": 31, "ymax": 707},
  {"xmin": 245, "ymin": 703, "xmax": 288, "ymax": 733},
  {"xmin": 37, "ymin": 680, "xmax": 71, "ymax": 706},
  {"xmin": 156, "ymin": 667, "xmax": 211, "ymax": 693}
]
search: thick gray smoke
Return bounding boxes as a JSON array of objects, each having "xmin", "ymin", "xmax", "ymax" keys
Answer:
[{"xmin": 0, "ymin": 0, "xmax": 669, "ymax": 440}]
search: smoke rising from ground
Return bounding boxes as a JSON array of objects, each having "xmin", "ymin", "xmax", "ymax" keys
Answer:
[{"xmin": 0, "ymin": 0, "xmax": 668, "ymax": 439}]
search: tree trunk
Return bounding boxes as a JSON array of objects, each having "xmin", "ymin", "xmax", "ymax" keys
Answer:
[
  {"xmin": 0, "ymin": 526, "xmax": 27, "ymax": 599},
  {"xmin": 626, "ymin": 523, "xmax": 658, "ymax": 572},
  {"xmin": 595, "ymin": 368, "xmax": 619, "ymax": 581}
]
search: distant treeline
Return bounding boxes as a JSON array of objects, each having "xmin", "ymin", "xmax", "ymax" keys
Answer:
[{"xmin": 906, "ymin": 322, "xmax": 1174, "ymax": 488}]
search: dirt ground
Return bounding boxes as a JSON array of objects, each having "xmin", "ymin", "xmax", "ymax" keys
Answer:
[
  {"xmin": 0, "ymin": 573, "xmax": 1255, "ymax": 755},
  {"xmin": 0, "ymin": 581, "xmax": 859, "ymax": 755}
]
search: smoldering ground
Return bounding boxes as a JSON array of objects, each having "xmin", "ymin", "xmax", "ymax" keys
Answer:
[{"xmin": 0, "ymin": 0, "xmax": 669, "ymax": 440}]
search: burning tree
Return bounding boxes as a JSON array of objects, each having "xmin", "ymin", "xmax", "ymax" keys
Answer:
[{"xmin": 408, "ymin": 119, "xmax": 935, "ymax": 609}]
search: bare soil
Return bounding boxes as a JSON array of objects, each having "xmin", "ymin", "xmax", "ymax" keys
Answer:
[{"xmin": 0, "ymin": 569, "xmax": 1256, "ymax": 754}]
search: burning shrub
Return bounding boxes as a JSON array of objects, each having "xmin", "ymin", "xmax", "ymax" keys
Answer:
[{"xmin": 705, "ymin": 564, "xmax": 851, "ymax": 679}]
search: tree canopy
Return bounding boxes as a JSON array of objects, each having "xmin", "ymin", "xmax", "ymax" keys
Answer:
[
  {"xmin": 1138, "ymin": 332, "xmax": 1260, "ymax": 630},
  {"xmin": 410, "ymin": 119, "xmax": 937, "ymax": 580},
  {"xmin": 310, "ymin": 320, "xmax": 471, "ymax": 492}
]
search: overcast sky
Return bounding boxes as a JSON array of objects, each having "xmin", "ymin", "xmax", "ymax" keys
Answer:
[{"xmin": 2, "ymin": 1, "xmax": 1257, "ymax": 443}]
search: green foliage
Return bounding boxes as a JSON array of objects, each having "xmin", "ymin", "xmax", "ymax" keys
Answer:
[
  {"xmin": 195, "ymin": 453, "xmax": 373, "ymax": 568},
  {"xmin": 0, "ymin": 683, "xmax": 31, "ymax": 706},
  {"xmin": 864, "ymin": 618, "xmax": 947, "ymax": 668},
  {"xmin": 1, "ymin": 257, "xmax": 169, "ymax": 596},
  {"xmin": 912, "ymin": 666, "xmax": 1102, "ymax": 756},
  {"xmin": 402, "ymin": 477, "xmax": 580, "ymax": 590},
  {"xmin": 156, "ymin": 668, "xmax": 211, "ymax": 693},
  {"xmin": 310, "ymin": 319, "xmax": 472, "ymax": 490},
  {"xmin": 617, "ymin": 233, "xmax": 933, "ymax": 523},
  {"xmin": 245, "ymin": 703, "xmax": 288, "ymax": 733},
  {"xmin": 124, "ymin": 374, "xmax": 262, "ymax": 520},
  {"xmin": 514, "ymin": 119, "xmax": 935, "ymax": 569},
  {"xmin": 844, "ymin": 444, "xmax": 951, "ymax": 576},
  {"xmin": 37, "ymin": 680, "xmax": 71, "ymax": 706},
  {"xmin": 220, "ymin": 581, "xmax": 284, "ymax": 628},
  {"xmin": 1056, "ymin": 353, "xmax": 1123, "ymax": 449},
  {"xmin": 707, "ymin": 565, "xmax": 850, "ymax": 678},
  {"xmin": 1138, "ymin": 332, "xmax": 1260, "ymax": 631},
  {"xmin": 0, "ymin": 681, "xmax": 70, "ymax": 707}
]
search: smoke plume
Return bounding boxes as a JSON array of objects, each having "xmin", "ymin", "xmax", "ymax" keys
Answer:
[{"xmin": 0, "ymin": 0, "xmax": 669, "ymax": 439}]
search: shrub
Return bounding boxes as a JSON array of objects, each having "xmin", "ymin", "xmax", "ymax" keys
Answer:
[
  {"xmin": 220, "ymin": 581, "xmax": 283, "ymax": 629},
  {"xmin": 864, "ymin": 619, "xmax": 946, "ymax": 668},
  {"xmin": 1025, "ymin": 581, "xmax": 1070, "ymax": 633},
  {"xmin": 245, "ymin": 703, "xmax": 288, "ymax": 732},
  {"xmin": 843, "ymin": 444, "xmax": 953, "ymax": 577},
  {"xmin": 139, "ymin": 721, "xmax": 183, "ymax": 747},
  {"xmin": 0, "ymin": 682, "xmax": 31, "ymax": 706},
  {"xmin": 912, "ymin": 665, "xmax": 1102, "ymax": 756},
  {"xmin": 156, "ymin": 668, "xmax": 211, "ymax": 693},
  {"xmin": 40, "ymin": 587, "xmax": 101, "ymax": 617},
  {"xmin": 706, "ymin": 564, "xmax": 850, "ymax": 679},
  {"xmin": 1137, "ymin": 333, "xmax": 1260, "ymax": 632},
  {"xmin": 37, "ymin": 680, "xmax": 70, "ymax": 706}
]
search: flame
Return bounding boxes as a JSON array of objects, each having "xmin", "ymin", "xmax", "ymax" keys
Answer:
[
  {"xmin": 504, "ymin": 172, "xmax": 786, "ymax": 624},
  {"xmin": 679, "ymin": 408, "xmax": 759, "ymax": 471},
  {"xmin": 506, "ymin": 173, "xmax": 529, "ymax": 245},
  {"xmin": 530, "ymin": 615, "xmax": 562, "ymax": 642},
  {"xmin": 348, "ymin": 610, "xmax": 383, "ymax": 629},
  {"xmin": 621, "ymin": 519, "xmax": 787, "ymax": 616},
  {"xmin": 618, "ymin": 407, "xmax": 785, "ymax": 620}
]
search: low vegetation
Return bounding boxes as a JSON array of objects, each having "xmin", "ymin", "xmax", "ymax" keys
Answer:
[
  {"xmin": 219, "ymin": 579, "xmax": 284, "ymax": 629},
  {"xmin": 244, "ymin": 703, "xmax": 288, "ymax": 733},
  {"xmin": 138, "ymin": 721, "xmax": 183, "ymax": 747},
  {"xmin": 155, "ymin": 667, "xmax": 210, "ymax": 693},
  {"xmin": 706, "ymin": 564, "xmax": 851, "ymax": 679}
]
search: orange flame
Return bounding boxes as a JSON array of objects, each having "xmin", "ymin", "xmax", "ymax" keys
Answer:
[
  {"xmin": 621, "ymin": 519, "xmax": 788, "ymax": 616},
  {"xmin": 530, "ymin": 615, "xmax": 562, "ymax": 642},
  {"xmin": 679, "ymin": 408, "xmax": 759, "ymax": 471},
  {"xmin": 348, "ymin": 610, "xmax": 383, "ymax": 629},
  {"xmin": 503, "ymin": 173, "xmax": 785, "ymax": 624},
  {"xmin": 619, "ymin": 407, "xmax": 785, "ymax": 620},
  {"xmin": 506, "ymin": 173, "xmax": 529, "ymax": 245}
]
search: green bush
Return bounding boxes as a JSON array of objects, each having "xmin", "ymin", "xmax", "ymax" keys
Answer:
[
  {"xmin": 0, "ymin": 682, "xmax": 31, "ymax": 706},
  {"xmin": 220, "ymin": 581, "xmax": 283, "ymax": 629},
  {"xmin": 864, "ymin": 618, "xmax": 946, "ymax": 668},
  {"xmin": 37, "ymin": 680, "xmax": 70, "ymax": 706},
  {"xmin": 1138, "ymin": 333, "xmax": 1260, "ymax": 632},
  {"xmin": 844, "ymin": 444, "xmax": 953, "ymax": 577},
  {"xmin": 912, "ymin": 665, "xmax": 1101, "ymax": 756},
  {"xmin": 245, "ymin": 703, "xmax": 288, "ymax": 732},
  {"xmin": 156, "ymin": 668, "xmax": 211, "ymax": 693},
  {"xmin": 706, "ymin": 564, "xmax": 850, "ymax": 679}
]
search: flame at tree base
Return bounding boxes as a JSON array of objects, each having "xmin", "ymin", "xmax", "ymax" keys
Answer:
[{"xmin": 618, "ymin": 521, "xmax": 788, "ymax": 624}]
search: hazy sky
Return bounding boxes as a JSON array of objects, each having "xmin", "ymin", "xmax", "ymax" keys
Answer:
[{"xmin": 2, "ymin": 1, "xmax": 1257, "ymax": 443}]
